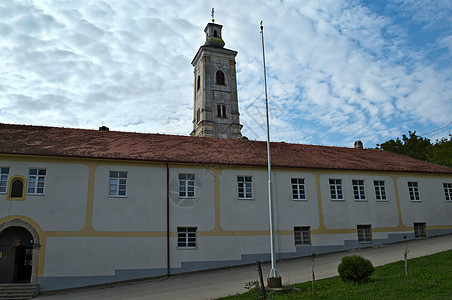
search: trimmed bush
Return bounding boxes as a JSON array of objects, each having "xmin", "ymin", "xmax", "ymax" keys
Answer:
[{"xmin": 338, "ymin": 255, "xmax": 374, "ymax": 284}]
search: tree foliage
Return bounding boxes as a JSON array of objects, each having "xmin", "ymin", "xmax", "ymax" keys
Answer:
[
  {"xmin": 377, "ymin": 132, "xmax": 452, "ymax": 168},
  {"xmin": 426, "ymin": 135, "xmax": 452, "ymax": 168}
]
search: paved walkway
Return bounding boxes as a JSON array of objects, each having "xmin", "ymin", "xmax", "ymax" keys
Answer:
[{"xmin": 36, "ymin": 234, "xmax": 452, "ymax": 300}]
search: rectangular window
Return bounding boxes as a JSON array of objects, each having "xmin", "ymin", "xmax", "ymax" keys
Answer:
[
  {"xmin": 179, "ymin": 174, "xmax": 195, "ymax": 198},
  {"xmin": 196, "ymin": 108, "xmax": 201, "ymax": 123},
  {"xmin": 408, "ymin": 182, "xmax": 420, "ymax": 201},
  {"xmin": 0, "ymin": 167, "xmax": 9, "ymax": 193},
  {"xmin": 357, "ymin": 224, "xmax": 372, "ymax": 243},
  {"xmin": 329, "ymin": 179, "xmax": 343, "ymax": 200},
  {"xmin": 237, "ymin": 176, "xmax": 253, "ymax": 199},
  {"xmin": 291, "ymin": 178, "xmax": 306, "ymax": 200},
  {"xmin": 294, "ymin": 226, "xmax": 311, "ymax": 245},
  {"xmin": 374, "ymin": 180, "xmax": 387, "ymax": 201},
  {"xmin": 352, "ymin": 180, "xmax": 366, "ymax": 200},
  {"xmin": 414, "ymin": 222, "xmax": 427, "ymax": 239},
  {"xmin": 27, "ymin": 168, "xmax": 46, "ymax": 194},
  {"xmin": 217, "ymin": 104, "xmax": 227, "ymax": 118},
  {"xmin": 444, "ymin": 183, "xmax": 452, "ymax": 201},
  {"xmin": 109, "ymin": 171, "xmax": 127, "ymax": 196},
  {"xmin": 177, "ymin": 227, "xmax": 197, "ymax": 249}
]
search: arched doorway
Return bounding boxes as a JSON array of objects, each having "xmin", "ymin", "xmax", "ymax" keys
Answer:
[{"xmin": 0, "ymin": 220, "xmax": 40, "ymax": 284}]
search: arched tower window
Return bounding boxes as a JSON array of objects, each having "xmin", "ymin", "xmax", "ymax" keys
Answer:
[
  {"xmin": 216, "ymin": 70, "xmax": 225, "ymax": 86},
  {"xmin": 196, "ymin": 108, "xmax": 201, "ymax": 124},
  {"xmin": 213, "ymin": 30, "xmax": 218, "ymax": 37},
  {"xmin": 197, "ymin": 75, "xmax": 201, "ymax": 91}
]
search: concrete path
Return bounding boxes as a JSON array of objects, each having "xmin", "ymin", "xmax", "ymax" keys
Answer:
[{"xmin": 36, "ymin": 234, "xmax": 452, "ymax": 300}]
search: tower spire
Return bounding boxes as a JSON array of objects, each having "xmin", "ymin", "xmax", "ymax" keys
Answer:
[{"xmin": 211, "ymin": 8, "xmax": 215, "ymax": 23}]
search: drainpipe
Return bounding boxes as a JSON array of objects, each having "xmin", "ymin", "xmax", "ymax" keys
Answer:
[{"xmin": 166, "ymin": 162, "xmax": 170, "ymax": 276}]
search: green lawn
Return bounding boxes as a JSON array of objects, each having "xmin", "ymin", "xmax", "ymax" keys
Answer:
[{"xmin": 217, "ymin": 250, "xmax": 452, "ymax": 299}]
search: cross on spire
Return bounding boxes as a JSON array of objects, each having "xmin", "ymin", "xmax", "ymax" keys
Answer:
[{"xmin": 211, "ymin": 8, "xmax": 215, "ymax": 22}]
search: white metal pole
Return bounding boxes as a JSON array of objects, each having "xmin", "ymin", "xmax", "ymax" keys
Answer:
[{"xmin": 260, "ymin": 21, "xmax": 279, "ymax": 279}]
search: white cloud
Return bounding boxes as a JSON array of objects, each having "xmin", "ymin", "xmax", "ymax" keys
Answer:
[{"xmin": 0, "ymin": 0, "xmax": 451, "ymax": 147}]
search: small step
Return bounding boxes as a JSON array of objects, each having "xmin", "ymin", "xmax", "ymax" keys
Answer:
[{"xmin": 0, "ymin": 284, "xmax": 39, "ymax": 300}]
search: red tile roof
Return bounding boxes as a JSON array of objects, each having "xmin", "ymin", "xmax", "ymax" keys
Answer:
[{"xmin": 1, "ymin": 123, "xmax": 451, "ymax": 174}]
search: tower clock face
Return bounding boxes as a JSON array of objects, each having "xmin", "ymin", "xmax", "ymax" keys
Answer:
[
  {"xmin": 214, "ymin": 91, "xmax": 227, "ymax": 101},
  {"xmin": 214, "ymin": 58, "xmax": 227, "ymax": 70}
]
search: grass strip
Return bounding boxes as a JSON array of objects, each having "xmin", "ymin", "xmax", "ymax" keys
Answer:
[{"xmin": 218, "ymin": 250, "xmax": 452, "ymax": 299}]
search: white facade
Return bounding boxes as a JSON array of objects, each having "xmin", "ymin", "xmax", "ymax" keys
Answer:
[{"xmin": 1, "ymin": 156, "xmax": 451, "ymax": 291}]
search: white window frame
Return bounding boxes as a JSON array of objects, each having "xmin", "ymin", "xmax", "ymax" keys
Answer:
[
  {"xmin": 352, "ymin": 179, "xmax": 366, "ymax": 201},
  {"xmin": 291, "ymin": 178, "xmax": 306, "ymax": 200},
  {"xmin": 237, "ymin": 176, "xmax": 253, "ymax": 199},
  {"xmin": 0, "ymin": 167, "xmax": 9, "ymax": 194},
  {"xmin": 178, "ymin": 174, "xmax": 195, "ymax": 198},
  {"xmin": 329, "ymin": 179, "xmax": 343, "ymax": 200},
  {"xmin": 108, "ymin": 171, "xmax": 127, "ymax": 197},
  {"xmin": 374, "ymin": 180, "xmax": 387, "ymax": 201},
  {"xmin": 294, "ymin": 226, "xmax": 311, "ymax": 245},
  {"xmin": 27, "ymin": 168, "xmax": 46, "ymax": 195},
  {"xmin": 408, "ymin": 181, "xmax": 420, "ymax": 201},
  {"xmin": 443, "ymin": 183, "xmax": 452, "ymax": 202},
  {"xmin": 414, "ymin": 222, "xmax": 427, "ymax": 239},
  {"xmin": 357, "ymin": 224, "xmax": 372, "ymax": 243},
  {"xmin": 177, "ymin": 227, "xmax": 197, "ymax": 249}
]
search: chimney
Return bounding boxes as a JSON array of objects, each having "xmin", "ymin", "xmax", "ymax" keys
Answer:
[
  {"xmin": 99, "ymin": 126, "xmax": 109, "ymax": 131},
  {"xmin": 354, "ymin": 140, "xmax": 363, "ymax": 149}
]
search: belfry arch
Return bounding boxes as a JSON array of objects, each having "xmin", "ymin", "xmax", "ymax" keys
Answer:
[{"xmin": 0, "ymin": 219, "xmax": 40, "ymax": 284}]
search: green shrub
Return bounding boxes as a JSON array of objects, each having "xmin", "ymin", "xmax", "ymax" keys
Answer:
[
  {"xmin": 338, "ymin": 255, "xmax": 374, "ymax": 284},
  {"xmin": 244, "ymin": 281, "xmax": 262, "ymax": 299}
]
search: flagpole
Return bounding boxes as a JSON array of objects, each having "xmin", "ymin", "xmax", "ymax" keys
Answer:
[{"xmin": 260, "ymin": 21, "xmax": 281, "ymax": 286}]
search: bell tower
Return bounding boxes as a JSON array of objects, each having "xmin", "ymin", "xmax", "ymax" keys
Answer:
[{"xmin": 190, "ymin": 21, "xmax": 242, "ymax": 139}]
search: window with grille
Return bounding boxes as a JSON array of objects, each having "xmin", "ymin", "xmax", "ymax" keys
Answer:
[
  {"xmin": 179, "ymin": 174, "xmax": 195, "ymax": 198},
  {"xmin": 109, "ymin": 171, "xmax": 127, "ymax": 196},
  {"xmin": 414, "ymin": 222, "xmax": 427, "ymax": 239},
  {"xmin": 27, "ymin": 168, "xmax": 46, "ymax": 194},
  {"xmin": 294, "ymin": 226, "xmax": 311, "ymax": 245},
  {"xmin": 177, "ymin": 227, "xmax": 197, "ymax": 248},
  {"xmin": 408, "ymin": 182, "xmax": 420, "ymax": 201},
  {"xmin": 329, "ymin": 179, "xmax": 343, "ymax": 200},
  {"xmin": 352, "ymin": 180, "xmax": 366, "ymax": 200},
  {"xmin": 0, "ymin": 167, "xmax": 9, "ymax": 193},
  {"xmin": 357, "ymin": 224, "xmax": 372, "ymax": 243},
  {"xmin": 237, "ymin": 176, "xmax": 253, "ymax": 199},
  {"xmin": 374, "ymin": 180, "xmax": 387, "ymax": 201},
  {"xmin": 443, "ymin": 183, "xmax": 452, "ymax": 201}
]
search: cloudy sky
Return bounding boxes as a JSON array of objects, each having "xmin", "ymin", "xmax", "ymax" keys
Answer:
[{"xmin": 1, "ymin": 0, "xmax": 451, "ymax": 147}]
